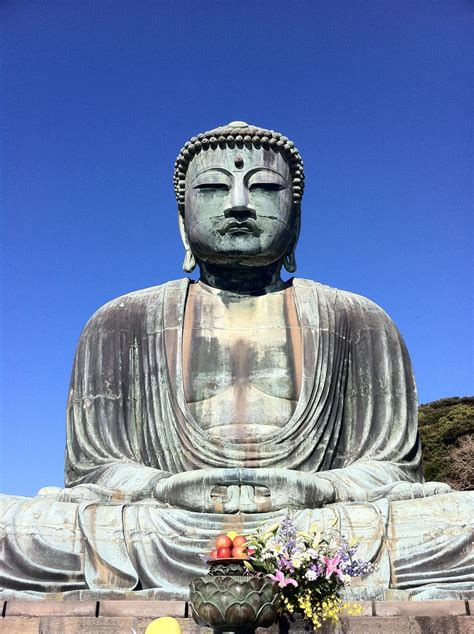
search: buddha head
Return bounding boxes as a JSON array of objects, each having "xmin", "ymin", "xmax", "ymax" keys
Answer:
[{"xmin": 174, "ymin": 122, "xmax": 305, "ymax": 274}]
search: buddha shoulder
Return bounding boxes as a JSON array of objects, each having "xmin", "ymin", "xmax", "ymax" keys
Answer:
[
  {"xmin": 293, "ymin": 277, "xmax": 399, "ymax": 336},
  {"xmin": 79, "ymin": 278, "xmax": 188, "ymax": 336}
]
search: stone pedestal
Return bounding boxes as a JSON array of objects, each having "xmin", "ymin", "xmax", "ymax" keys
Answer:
[{"xmin": 1, "ymin": 600, "xmax": 472, "ymax": 633}]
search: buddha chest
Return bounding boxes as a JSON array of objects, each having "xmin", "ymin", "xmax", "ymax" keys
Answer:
[{"xmin": 182, "ymin": 282, "xmax": 302, "ymax": 439}]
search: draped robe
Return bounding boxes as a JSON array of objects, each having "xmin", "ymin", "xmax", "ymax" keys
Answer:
[
  {"xmin": 1, "ymin": 278, "xmax": 472, "ymax": 598},
  {"xmin": 66, "ymin": 278, "xmax": 422, "ymax": 493}
]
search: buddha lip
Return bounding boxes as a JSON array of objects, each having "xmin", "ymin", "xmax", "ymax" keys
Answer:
[{"xmin": 218, "ymin": 219, "xmax": 262, "ymax": 236}]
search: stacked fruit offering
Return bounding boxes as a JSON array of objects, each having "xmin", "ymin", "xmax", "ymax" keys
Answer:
[{"xmin": 210, "ymin": 531, "xmax": 252, "ymax": 559}]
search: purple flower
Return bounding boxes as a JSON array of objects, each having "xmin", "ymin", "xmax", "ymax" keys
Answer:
[
  {"xmin": 278, "ymin": 556, "xmax": 294, "ymax": 573},
  {"xmin": 344, "ymin": 559, "xmax": 375, "ymax": 577},
  {"xmin": 310, "ymin": 562, "xmax": 323, "ymax": 577},
  {"xmin": 268, "ymin": 570, "xmax": 298, "ymax": 588}
]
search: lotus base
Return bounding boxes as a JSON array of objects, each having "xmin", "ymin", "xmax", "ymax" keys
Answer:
[{"xmin": 189, "ymin": 571, "xmax": 279, "ymax": 634}]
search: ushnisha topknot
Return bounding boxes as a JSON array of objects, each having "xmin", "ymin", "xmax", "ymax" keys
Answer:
[{"xmin": 173, "ymin": 121, "xmax": 305, "ymax": 214}]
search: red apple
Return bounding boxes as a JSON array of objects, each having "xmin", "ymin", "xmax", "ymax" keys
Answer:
[
  {"xmin": 232, "ymin": 535, "xmax": 247, "ymax": 548},
  {"xmin": 210, "ymin": 549, "xmax": 218, "ymax": 559},
  {"xmin": 215, "ymin": 534, "xmax": 233, "ymax": 549},
  {"xmin": 217, "ymin": 547, "xmax": 232, "ymax": 559},
  {"xmin": 232, "ymin": 546, "xmax": 247, "ymax": 559}
]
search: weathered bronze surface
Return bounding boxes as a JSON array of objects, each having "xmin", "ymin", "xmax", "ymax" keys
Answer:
[
  {"xmin": 0, "ymin": 122, "xmax": 472, "ymax": 599},
  {"xmin": 189, "ymin": 574, "xmax": 279, "ymax": 633}
]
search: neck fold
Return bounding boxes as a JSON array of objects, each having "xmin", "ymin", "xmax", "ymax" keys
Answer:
[{"xmin": 197, "ymin": 260, "xmax": 288, "ymax": 295}]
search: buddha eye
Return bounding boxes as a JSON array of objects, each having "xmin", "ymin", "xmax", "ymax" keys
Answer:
[
  {"xmin": 249, "ymin": 183, "xmax": 285, "ymax": 192},
  {"xmin": 195, "ymin": 183, "xmax": 229, "ymax": 192}
]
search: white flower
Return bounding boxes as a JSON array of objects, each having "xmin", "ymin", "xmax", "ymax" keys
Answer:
[
  {"xmin": 292, "ymin": 556, "xmax": 304, "ymax": 569},
  {"xmin": 268, "ymin": 541, "xmax": 283, "ymax": 555}
]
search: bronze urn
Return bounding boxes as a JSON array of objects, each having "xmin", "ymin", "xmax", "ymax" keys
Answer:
[{"xmin": 189, "ymin": 560, "xmax": 279, "ymax": 633}]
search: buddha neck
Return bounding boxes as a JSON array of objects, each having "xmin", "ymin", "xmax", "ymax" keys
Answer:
[{"xmin": 197, "ymin": 260, "xmax": 289, "ymax": 296}]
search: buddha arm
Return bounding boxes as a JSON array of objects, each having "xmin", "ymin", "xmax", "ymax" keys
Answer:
[
  {"xmin": 245, "ymin": 291, "xmax": 429, "ymax": 509},
  {"xmin": 316, "ymin": 460, "xmax": 421, "ymax": 503},
  {"xmin": 316, "ymin": 292, "xmax": 425, "ymax": 500},
  {"xmin": 64, "ymin": 291, "xmax": 175, "ymax": 501},
  {"xmin": 66, "ymin": 387, "xmax": 172, "ymax": 500},
  {"xmin": 67, "ymin": 461, "xmax": 172, "ymax": 499}
]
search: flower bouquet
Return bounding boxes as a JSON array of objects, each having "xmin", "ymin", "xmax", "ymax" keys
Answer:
[{"xmin": 243, "ymin": 516, "xmax": 375, "ymax": 629}]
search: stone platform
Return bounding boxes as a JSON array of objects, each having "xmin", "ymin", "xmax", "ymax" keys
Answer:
[{"xmin": 0, "ymin": 600, "xmax": 473, "ymax": 633}]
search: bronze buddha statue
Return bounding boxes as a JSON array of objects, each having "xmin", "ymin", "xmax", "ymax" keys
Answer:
[{"xmin": 1, "ymin": 122, "xmax": 472, "ymax": 600}]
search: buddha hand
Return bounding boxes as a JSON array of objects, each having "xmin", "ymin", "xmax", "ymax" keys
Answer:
[{"xmin": 153, "ymin": 468, "xmax": 335, "ymax": 513}]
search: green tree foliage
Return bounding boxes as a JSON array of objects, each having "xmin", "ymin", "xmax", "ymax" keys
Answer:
[{"xmin": 418, "ymin": 396, "xmax": 474, "ymax": 489}]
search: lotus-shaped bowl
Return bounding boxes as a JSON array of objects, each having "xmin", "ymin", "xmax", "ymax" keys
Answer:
[{"xmin": 189, "ymin": 574, "xmax": 279, "ymax": 633}]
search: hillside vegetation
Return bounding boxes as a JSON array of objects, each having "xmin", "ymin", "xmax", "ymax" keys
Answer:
[{"xmin": 418, "ymin": 396, "xmax": 474, "ymax": 490}]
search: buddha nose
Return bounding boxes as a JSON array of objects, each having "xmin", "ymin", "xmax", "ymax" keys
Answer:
[{"xmin": 224, "ymin": 181, "xmax": 256, "ymax": 219}]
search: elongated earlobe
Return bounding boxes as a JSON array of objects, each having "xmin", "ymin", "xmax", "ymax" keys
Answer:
[
  {"xmin": 183, "ymin": 249, "xmax": 196, "ymax": 273},
  {"xmin": 283, "ymin": 253, "xmax": 297, "ymax": 273}
]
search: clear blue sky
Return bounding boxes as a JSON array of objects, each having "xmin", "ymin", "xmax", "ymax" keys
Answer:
[{"xmin": 1, "ymin": 1, "xmax": 473, "ymax": 496}]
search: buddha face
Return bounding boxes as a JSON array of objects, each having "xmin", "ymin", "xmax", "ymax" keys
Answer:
[{"xmin": 182, "ymin": 146, "xmax": 296, "ymax": 267}]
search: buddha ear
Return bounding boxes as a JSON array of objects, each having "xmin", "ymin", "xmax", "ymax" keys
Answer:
[
  {"xmin": 283, "ymin": 203, "xmax": 301, "ymax": 273},
  {"xmin": 283, "ymin": 253, "xmax": 297, "ymax": 273},
  {"xmin": 178, "ymin": 213, "xmax": 196, "ymax": 273}
]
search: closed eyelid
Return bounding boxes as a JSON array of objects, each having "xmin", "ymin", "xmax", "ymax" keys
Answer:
[
  {"xmin": 194, "ymin": 183, "xmax": 229, "ymax": 192},
  {"xmin": 249, "ymin": 182, "xmax": 286, "ymax": 192}
]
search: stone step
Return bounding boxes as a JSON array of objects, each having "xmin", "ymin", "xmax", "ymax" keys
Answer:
[{"xmin": 0, "ymin": 600, "xmax": 472, "ymax": 633}]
